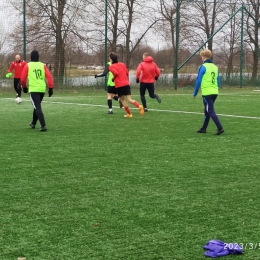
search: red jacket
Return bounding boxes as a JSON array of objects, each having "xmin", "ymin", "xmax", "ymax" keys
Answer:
[
  {"xmin": 136, "ymin": 56, "xmax": 160, "ymax": 83},
  {"xmin": 108, "ymin": 62, "xmax": 130, "ymax": 88},
  {"xmin": 20, "ymin": 64, "xmax": 54, "ymax": 88},
  {"xmin": 8, "ymin": 60, "xmax": 27, "ymax": 78}
]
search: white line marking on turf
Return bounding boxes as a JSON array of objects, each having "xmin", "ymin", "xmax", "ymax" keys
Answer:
[
  {"xmin": 147, "ymin": 109, "xmax": 260, "ymax": 120},
  {"xmin": 2, "ymin": 97, "xmax": 260, "ymax": 120}
]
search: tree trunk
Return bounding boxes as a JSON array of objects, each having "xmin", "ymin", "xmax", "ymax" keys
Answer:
[
  {"xmin": 51, "ymin": 0, "xmax": 65, "ymax": 77},
  {"xmin": 54, "ymin": 28, "xmax": 62, "ymax": 77},
  {"xmin": 226, "ymin": 53, "xmax": 234, "ymax": 81},
  {"xmin": 251, "ymin": 18, "xmax": 259, "ymax": 80},
  {"xmin": 110, "ymin": 0, "xmax": 119, "ymax": 52},
  {"xmin": 59, "ymin": 43, "xmax": 65, "ymax": 76},
  {"xmin": 125, "ymin": 0, "xmax": 133, "ymax": 69}
]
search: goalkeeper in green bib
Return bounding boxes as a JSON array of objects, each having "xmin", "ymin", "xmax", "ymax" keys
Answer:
[
  {"xmin": 193, "ymin": 49, "xmax": 224, "ymax": 135},
  {"xmin": 94, "ymin": 61, "xmax": 123, "ymax": 114}
]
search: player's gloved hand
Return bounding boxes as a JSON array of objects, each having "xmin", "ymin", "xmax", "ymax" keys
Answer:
[
  {"xmin": 94, "ymin": 75, "xmax": 97, "ymax": 78},
  {"xmin": 136, "ymin": 79, "xmax": 140, "ymax": 83},
  {"xmin": 48, "ymin": 88, "xmax": 53, "ymax": 97},
  {"xmin": 23, "ymin": 87, "xmax": 28, "ymax": 93},
  {"xmin": 155, "ymin": 76, "xmax": 158, "ymax": 81},
  {"xmin": 6, "ymin": 72, "xmax": 12, "ymax": 78}
]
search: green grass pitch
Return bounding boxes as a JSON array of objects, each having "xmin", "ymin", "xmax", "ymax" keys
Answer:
[{"xmin": 0, "ymin": 88, "xmax": 260, "ymax": 260}]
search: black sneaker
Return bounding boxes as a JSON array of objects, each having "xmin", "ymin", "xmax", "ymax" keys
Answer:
[
  {"xmin": 39, "ymin": 126, "xmax": 47, "ymax": 132},
  {"xmin": 119, "ymin": 100, "xmax": 123, "ymax": 108},
  {"xmin": 215, "ymin": 129, "xmax": 224, "ymax": 135},
  {"xmin": 144, "ymin": 108, "xmax": 148, "ymax": 112},
  {"xmin": 107, "ymin": 110, "xmax": 113, "ymax": 114},
  {"xmin": 29, "ymin": 122, "xmax": 35, "ymax": 129},
  {"xmin": 154, "ymin": 94, "xmax": 161, "ymax": 103},
  {"xmin": 197, "ymin": 128, "xmax": 206, "ymax": 133}
]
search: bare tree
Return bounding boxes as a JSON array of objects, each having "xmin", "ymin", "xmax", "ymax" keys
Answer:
[
  {"xmin": 157, "ymin": 0, "xmax": 179, "ymax": 52},
  {"xmin": 108, "ymin": 0, "xmax": 120, "ymax": 52},
  {"xmin": 10, "ymin": 0, "xmax": 93, "ymax": 77},
  {"xmin": 92, "ymin": 0, "xmax": 158, "ymax": 68},
  {"xmin": 0, "ymin": 29, "xmax": 8, "ymax": 54},
  {"xmin": 119, "ymin": 0, "xmax": 158, "ymax": 68},
  {"xmin": 245, "ymin": 0, "xmax": 260, "ymax": 80},
  {"xmin": 215, "ymin": 1, "xmax": 242, "ymax": 79},
  {"xmin": 184, "ymin": 0, "xmax": 225, "ymax": 51},
  {"xmin": 88, "ymin": 0, "xmax": 120, "ymax": 53},
  {"xmin": 156, "ymin": 0, "xmax": 184, "ymax": 74}
]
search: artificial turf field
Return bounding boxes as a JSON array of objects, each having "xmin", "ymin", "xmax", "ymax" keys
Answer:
[{"xmin": 1, "ymin": 88, "xmax": 260, "ymax": 260}]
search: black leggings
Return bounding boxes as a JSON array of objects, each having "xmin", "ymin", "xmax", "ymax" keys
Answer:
[
  {"xmin": 14, "ymin": 78, "xmax": 22, "ymax": 97},
  {"xmin": 140, "ymin": 82, "xmax": 156, "ymax": 108},
  {"xmin": 30, "ymin": 92, "xmax": 46, "ymax": 127}
]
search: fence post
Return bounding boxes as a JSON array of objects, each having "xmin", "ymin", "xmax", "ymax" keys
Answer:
[
  {"xmin": 173, "ymin": 0, "xmax": 180, "ymax": 90},
  {"xmin": 240, "ymin": 4, "xmax": 244, "ymax": 88},
  {"xmin": 104, "ymin": 0, "xmax": 108, "ymax": 90},
  {"xmin": 23, "ymin": 0, "xmax": 26, "ymax": 60}
]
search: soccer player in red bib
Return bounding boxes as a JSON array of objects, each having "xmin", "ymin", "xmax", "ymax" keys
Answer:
[
  {"xmin": 108, "ymin": 52, "xmax": 144, "ymax": 118},
  {"xmin": 7, "ymin": 54, "xmax": 27, "ymax": 103}
]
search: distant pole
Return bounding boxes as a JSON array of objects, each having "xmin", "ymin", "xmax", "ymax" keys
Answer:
[
  {"xmin": 104, "ymin": 0, "xmax": 108, "ymax": 89},
  {"xmin": 173, "ymin": 0, "xmax": 180, "ymax": 90},
  {"xmin": 240, "ymin": 4, "xmax": 244, "ymax": 88},
  {"xmin": 23, "ymin": 0, "xmax": 26, "ymax": 60}
]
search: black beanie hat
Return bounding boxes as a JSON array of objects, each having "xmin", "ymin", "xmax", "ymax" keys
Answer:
[{"xmin": 31, "ymin": 50, "xmax": 39, "ymax": 61}]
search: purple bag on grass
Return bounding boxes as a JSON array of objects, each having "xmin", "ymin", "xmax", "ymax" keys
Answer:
[{"xmin": 203, "ymin": 239, "xmax": 242, "ymax": 258}]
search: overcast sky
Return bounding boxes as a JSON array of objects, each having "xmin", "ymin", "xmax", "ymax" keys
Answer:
[
  {"xmin": 0, "ymin": 0, "xmax": 22, "ymax": 52},
  {"xmin": 0, "ymin": 0, "xmax": 20, "ymax": 30},
  {"xmin": 0, "ymin": 0, "xmax": 165, "ymax": 53}
]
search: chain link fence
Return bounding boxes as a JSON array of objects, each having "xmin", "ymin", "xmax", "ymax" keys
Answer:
[{"xmin": 1, "ymin": 0, "xmax": 260, "ymax": 92}]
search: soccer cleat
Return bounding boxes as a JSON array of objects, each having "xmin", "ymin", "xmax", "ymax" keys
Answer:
[
  {"xmin": 215, "ymin": 129, "xmax": 224, "ymax": 135},
  {"xmin": 124, "ymin": 114, "xmax": 133, "ymax": 118},
  {"xmin": 197, "ymin": 128, "xmax": 206, "ymax": 133},
  {"xmin": 119, "ymin": 100, "xmax": 123, "ymax": 108},
  {"xmin": 107, "ymin": 110, "xmax": 113, "ymax": 114},
  {"xmin": 144, "ymin": 108, "xmax": 148, "ymax": 112},
  {"xmin": 29, "ymin": 122, "xmax": 35, "ymax": 129},
  {"xmin": 154, "ymin": 94, "xmax": 161, "ymax": 103},
  {"xmin": 139, "ymin": 105, "xmax": 144, "ymax": 116},
  {"xmin": 39, "ymin": 126, "xmax": 47, "ymax": 132}
]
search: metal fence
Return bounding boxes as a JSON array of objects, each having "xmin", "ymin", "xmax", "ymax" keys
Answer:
[{"xmin": 0, "ymin": 0, "xmax": 260, "ymax": 91}]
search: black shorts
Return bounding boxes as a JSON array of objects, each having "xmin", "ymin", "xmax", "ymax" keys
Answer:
[
  {"xmin": 107, "ymin": 86, "xmax": 117, "ymax": 94},
  {"xmin": 117, "ymin": 85, "xmax": 131, "ymax": 97}
]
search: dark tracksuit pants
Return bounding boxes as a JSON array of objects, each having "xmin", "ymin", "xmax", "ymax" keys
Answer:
[
  {"xmin": 140, "ymin": 82, "xmax": 156, "ymax": 108},
  {"xmin": 30, "ymin": 92, "xmax": 46, "ymax": 127},
  {"xmin": 202, "ymin": 94, "xmax": 223, "ymax": 130},
  {"xmin": 14, "ymin": 78, "xmax": 22, "ymax": 97}
]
